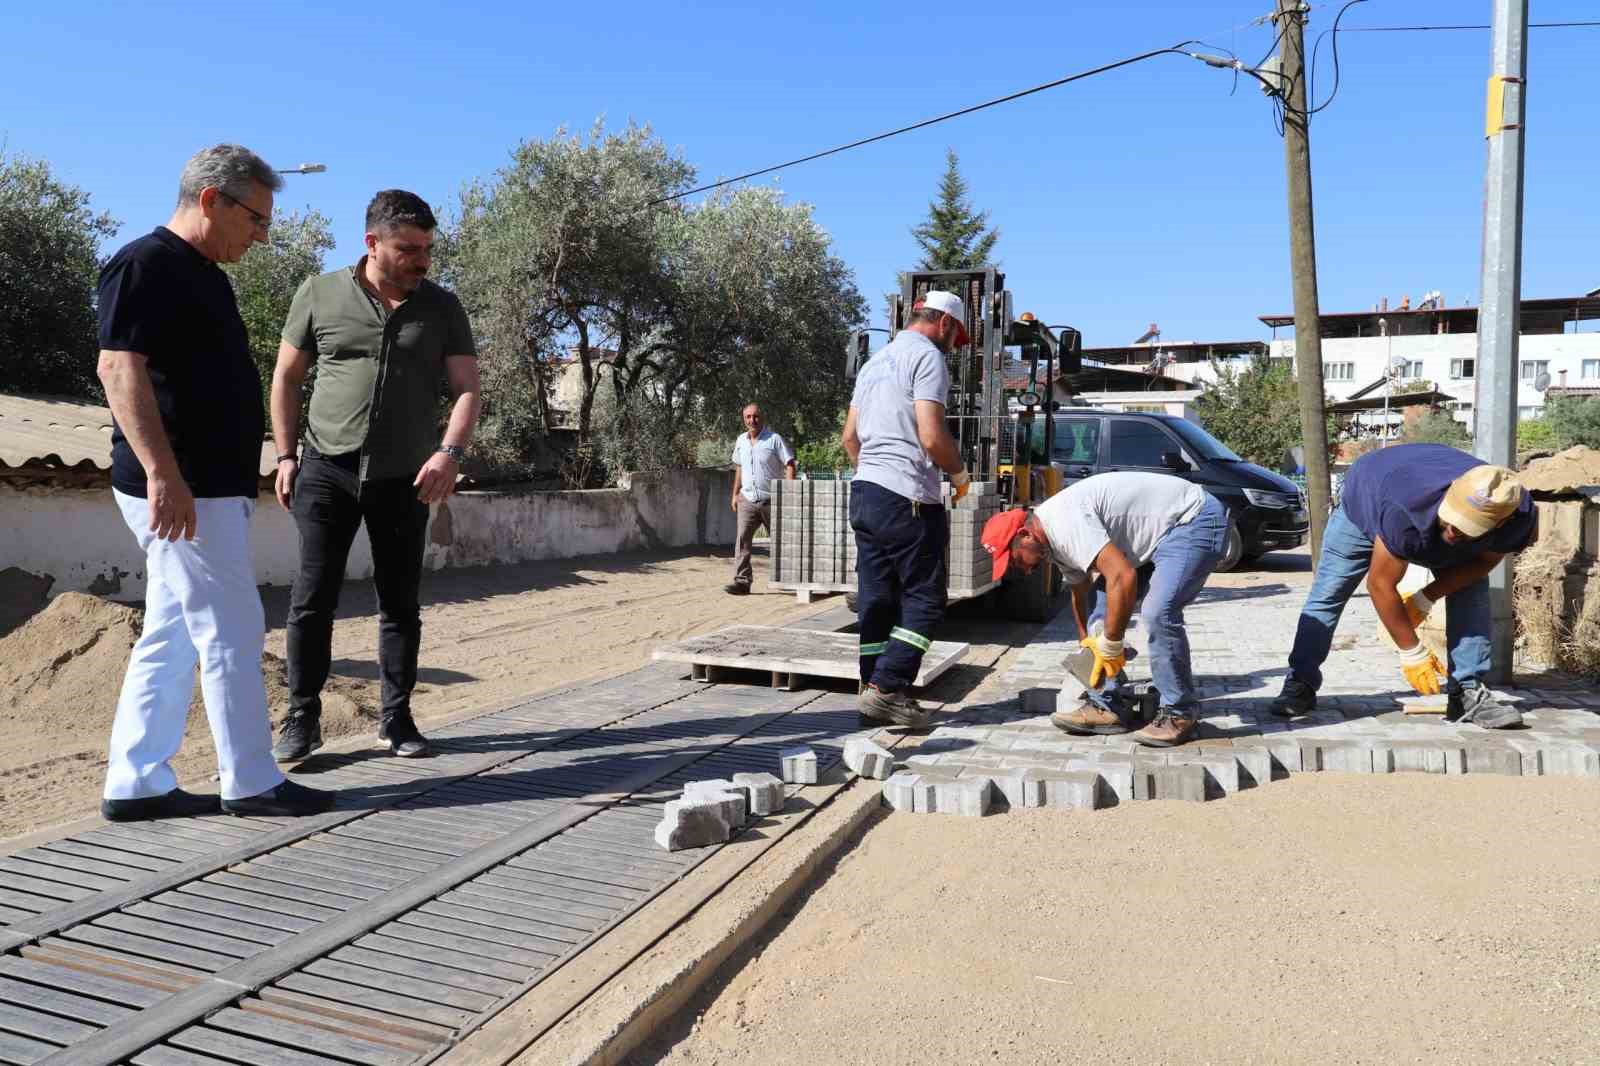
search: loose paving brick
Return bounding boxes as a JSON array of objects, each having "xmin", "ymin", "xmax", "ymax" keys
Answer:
[
  {"xmin": 780, "ymin": 746, "xmax": 818, "ymax": 784},
  {"xmin": 732, "ymin": 772, "xmax": 785, "ymax": 816},
  {"xmin": 843, "ymin": 737, "xmax": 894, "ymax": 781},
  {"xmin": 682, "ymin": 780, "xmax": 748, "ymax": 827},
  {"xmin": 654, "ymin": 797, "xmax": 732, "ymax": 852}
]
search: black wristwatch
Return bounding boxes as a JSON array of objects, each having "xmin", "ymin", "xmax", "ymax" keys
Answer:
[
  {"xmin": 436, "ymin": 444, "xmax": 466, "ymax": 462},
  {"xmin": 275, "ymin": 453, "xmax": 298, "ymax": 465}
]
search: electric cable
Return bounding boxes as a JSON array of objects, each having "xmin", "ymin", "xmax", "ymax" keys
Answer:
[
  {"xmin": 645, "ymin": 41, "xmax": 1199, "ymax": 207},
  {"xmin": 1308, "ymin": 0, "xmax": 1368, "ymax": 116}
]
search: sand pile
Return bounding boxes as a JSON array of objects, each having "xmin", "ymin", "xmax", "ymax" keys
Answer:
[{"xmin": 1519, "ymin": 445, "xmax": 1600, "ymax": 495}]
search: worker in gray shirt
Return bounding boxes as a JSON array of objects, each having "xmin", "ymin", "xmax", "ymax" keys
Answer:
[
  {"xmin": 726, "ymin": 403, "xmax": 795, "ymax": 594},
  {"xmin": 842, "ymin": 290, "xmax": 971, "ymax": 728}
]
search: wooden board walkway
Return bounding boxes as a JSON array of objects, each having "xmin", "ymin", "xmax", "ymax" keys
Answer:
[
  {"xmin": 652, "ymin": 625, "xmax": 969, "ymax": 691},
  {"xmin": 0, "ymin": 663, "xmax": 872, "ymax": 1066}
]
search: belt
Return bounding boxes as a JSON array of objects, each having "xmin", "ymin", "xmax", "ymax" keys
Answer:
[{"xmin": 306, "ymin": 446, "xmax": 361, "ymax": 473}]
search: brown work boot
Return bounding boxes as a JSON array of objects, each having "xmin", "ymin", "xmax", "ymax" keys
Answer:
[
  {"xmin": 1132, "ymin": 712, "xmax": 1197, "ymax": 748},
  {"xmin": 858, "ymin": 685, "xmax": 933, "ymax": 729},
  {"xmin": 1050, "ymin": 701, "xmax": 1131, "ymax": 736}
]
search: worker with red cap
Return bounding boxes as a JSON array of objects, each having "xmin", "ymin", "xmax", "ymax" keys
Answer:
[
  {"xmin": 842, "ymin": 290, "xmax": 973, "ymax": 728},
  {"xmin": 982, "ymin": 472, "xmax": 1229, "ymax": 746}
]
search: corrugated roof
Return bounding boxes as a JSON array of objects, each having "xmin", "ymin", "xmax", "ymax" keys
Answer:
[{"xmin": 0, "ymin": 393, "xmax": 276, "ymax": 477}]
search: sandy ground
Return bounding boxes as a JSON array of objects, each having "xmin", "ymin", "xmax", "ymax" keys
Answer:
[
  {"xmin": 0, "ymin": 546, "xmax": 824, "ymax": 841},
  {"xmin": 632, "ymin": 774, "xmax": 1600, "ymax": 1066}
]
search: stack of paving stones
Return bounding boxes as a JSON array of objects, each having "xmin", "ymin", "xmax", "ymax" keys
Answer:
[
  {"xmin": 654, "ymin": 773, "xmax": 787, "ymax": 851},
  {"xmin": 881, "ymin": 574, "xmax": 1600, "ymax": 817},
  {"xmin": 770, "ymin": 476, "xmax": 1000, "ymax": 593}
]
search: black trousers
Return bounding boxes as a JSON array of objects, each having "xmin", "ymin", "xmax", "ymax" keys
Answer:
[
  {"xmin": 850, "ymin": 479, "xmax": 948, "ymax": 692},
  {"xmin": 285, "ymin": 454, "xmax": 429, "ymax": 723}
]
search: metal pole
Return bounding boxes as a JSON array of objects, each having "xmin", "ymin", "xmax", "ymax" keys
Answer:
[
  {"xmin": 1381, "ymin": 317, "xmax": 1390, "ymax": 445},
  {"xmin": 1276, "ymin": 0, "xmax": 1333, "ymax": 562},
  {"xmin": 1472, "ymin": 0, "xmax": 1529, "ymax": 682}
]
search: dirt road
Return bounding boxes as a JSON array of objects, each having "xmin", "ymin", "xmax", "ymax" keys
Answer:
[
  {"xmin": 0, "ymin": 547, "xmax": 827, "ymax": 841},
  {"xmin": 633, "ymin": 774, "xmax": 1600, "ymax": 1066}
]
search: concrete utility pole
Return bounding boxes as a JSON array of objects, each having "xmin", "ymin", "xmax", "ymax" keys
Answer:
[
  {"xmin": 1275, "ymin": 0, "xmax": 1333, "ymax": 562},
  {"xmin": 1473, "ymin": 0, "xmax": 1529, "ymax": 682}
]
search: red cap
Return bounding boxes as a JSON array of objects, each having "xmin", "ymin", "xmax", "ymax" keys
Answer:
[{"xmin": 981, "ymin": 509, "xmax": 1029, "ymax": 582}]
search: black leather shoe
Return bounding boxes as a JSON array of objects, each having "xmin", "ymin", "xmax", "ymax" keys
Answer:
[
  {"xmin": 101, "ymin": 788, "xmax": 222, "ymax": 823},
  {"xmin": 725, "ymin": 582, "xmax": 750, "ymax": 595},
  {"xmin": 222, "ymin": 778, "xmax": 337, "ymax": 817},
  {"xmin": 272, "ymin": 714, "xmax": 323, "ymax": 762},
  {"xmin": 378, "ymin": 716, "xmax": 431, "ymax": 758}
]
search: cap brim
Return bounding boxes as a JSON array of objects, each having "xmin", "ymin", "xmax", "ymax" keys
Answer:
[
  {"xmin": 990, "ymin": 546, "xmax": 1011, "ymax": 583},
  {"xmin": 1436, "ymin": 497, "xmax": 1493, "ymax": 539}
]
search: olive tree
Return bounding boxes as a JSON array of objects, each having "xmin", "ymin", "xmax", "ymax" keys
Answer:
[{"xmin": 221, "ymin": 209, "xmax": 335, "ymax": 407}]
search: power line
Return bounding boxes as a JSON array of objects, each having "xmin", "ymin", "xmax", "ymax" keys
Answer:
[
  {"xmin": 646, "ymin": 42, "xmax": 1198, "ymax": 207},
  {"xmin": 1337, "ymin": 20, "xmax": 1600, "ymax": 32}
]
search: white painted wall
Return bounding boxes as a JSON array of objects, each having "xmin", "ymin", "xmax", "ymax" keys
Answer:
[{"xmin": 1, "ymin": 468, "xmax": 736, "ymax": 600}]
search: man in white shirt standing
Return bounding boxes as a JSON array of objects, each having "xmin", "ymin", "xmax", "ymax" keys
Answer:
[
  {"xmin": 727, "ymin": 403, "xmax": 796, "ymax": 595},
  {"xmin": 981, "ymin": 472, "xmax": 1228, "ymax": 747}
]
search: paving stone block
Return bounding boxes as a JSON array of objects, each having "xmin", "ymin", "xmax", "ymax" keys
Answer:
[
  {"xmin": 1464, "ymin": 743, "xmax": 1522, "ymax": 776},
  {"xmin": 991, "ymin": 769, "xmax": 1029, "ymax": 808},
  {"xmin": 1538, "ymin": 741, "xmax": 1600, "ymax": 777},
  {"xmin": 1232, "ymin": 747, "xmax": 1273, "ymax": 788},
  {"xmin": 881, "ymin": 772, "xmax": 921, "ymax": 812},
  {"xmin": 1169, "ymin": 751, "xmax": 1241, "ymax": 795},
  {"xmin": 1020, "ymin": 686, "xmax": 1060, "ymax": 714},
  {"xmin": 682, "ymin": 779, "xmax": 748, "ymax": 827},
  {"xmin": 843, "ymin": 736, "xmax": 895, "ymax": 780},
  {"xmin": 732, "ymin": 772, "xmax": 786, "ymax": 816},
  {"xmin": 1150, "ymin": 761, "xmax": 1210, "ymax": 802},
  {"xmin": 931, "ymin": 775, "xmax": 994, "ymax": 816},
  {"xmin": 654, "ymin": 797, "xmax": 733, "ymax": 851},
  {"xmin": 1318, "ymin": 740, "xmax": 1374, "ymax": 774},
  {"xmin": 780, "ymin": 745, "xmax": 818, "ymax": 784},
  {"xmin": 1088, "ymin": 751, "xmax": 1136, "ymax": 803},
  {"xmin": 1020, "ymin": 768, "xmax": 1112, "ymax": 810},
  {"xmin": 1390, "ymin": 741, "xmax": 1457, "ymax": 774}
]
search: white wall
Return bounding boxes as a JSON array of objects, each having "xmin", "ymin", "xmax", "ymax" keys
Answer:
[{"xmin": 1, "ymin": 468, "xmax": 736, "ymax": 600}]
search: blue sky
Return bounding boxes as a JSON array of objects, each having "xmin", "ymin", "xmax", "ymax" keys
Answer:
[{"xmin": 4, "ymin": 1, "xmax": 1596, "ymax": 348}]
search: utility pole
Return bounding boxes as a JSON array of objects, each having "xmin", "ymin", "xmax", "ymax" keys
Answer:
[
  {"xmin": 1473, "ymin": 0, "xmax": 1529, "ymax": 682},
  {"xmin": 1275, "ymin": 0, "xmax": 1332, "ymax": 562}
]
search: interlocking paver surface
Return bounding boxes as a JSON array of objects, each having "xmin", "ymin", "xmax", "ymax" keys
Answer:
[{"xmin": 890, "ymin": 572, "xmax": 1600, "ymax": 812}]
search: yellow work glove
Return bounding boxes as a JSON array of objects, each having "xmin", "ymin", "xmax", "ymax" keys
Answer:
[
  {"xmin": 1398, "ymin": 642, "xmax": 1446, "ymax": 696},
  {"xmin": 1401, "ymin": 589, "xmax": 1434, "ymax": 628},
  {"xmin": 1080, "ymin": 634, "xmax": 1126, "ymax": 687},
  {"xmin": 950, "ymin": 468, "xmax": 971, "ymax": 503}
]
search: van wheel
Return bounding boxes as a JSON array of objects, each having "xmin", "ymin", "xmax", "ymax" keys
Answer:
[{"xmin": 1215, "ymin": 524, "xmax": 1244, "ymax": 573}]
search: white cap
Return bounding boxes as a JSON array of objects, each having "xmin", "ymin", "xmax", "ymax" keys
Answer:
[{"xmin": 915, "ymin": 290, "xmax": 970, "ymax": 346}]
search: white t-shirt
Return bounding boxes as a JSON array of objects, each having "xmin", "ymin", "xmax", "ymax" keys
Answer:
[
  {"xmin": 732, "ymin": 428, "xmax": 794, "ymax": 502},
  {"xmin": 1033, "ymin": 472, "xmax": 1206, "ymax": 584},
  {"xmin": 849, "ymin": 331, "xmax": 950, "ymax": 504}
]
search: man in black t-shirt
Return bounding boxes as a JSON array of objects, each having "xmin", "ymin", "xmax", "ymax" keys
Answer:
[{"xmin": 96, "ymin": 144, "xmax": 335, "ymax": 821}]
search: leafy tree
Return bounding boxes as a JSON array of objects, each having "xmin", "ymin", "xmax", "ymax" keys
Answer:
[
  {"xmin": 221, "ymin": 209, "xmax": 335, "ymax": 407},
  {"xmin": 1403, "ymin": 408, "xmax": 1470, "ymax": 448},
  {"xmin": 910, "ymin": 149, "xmax": 998, "ymax": 271},
  {"xmin": 1544, "ymin": 394, "xmax": 1600, "ymax": 449},
  {"xmin": 0, "ymin": 153, "xmax": 119, "ymax": 400},
  {"xmin": 1194, "ymin": 355, "xmax": 1328, "ymax": 466}
]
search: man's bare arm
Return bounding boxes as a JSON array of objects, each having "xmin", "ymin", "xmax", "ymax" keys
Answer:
[
  {"xmin": 414, "ymin": 354, "xmax": 483, "ymax": 506},
  {"xmin": 269, "ymin": 342, "xmax": 314, "ymax": 509},
  {"xmin": 841, "ymin": 407, "xmax": 861, "ymax": 466},
  {"xmin": 1425, "ymin": 552, "xmax": 1505, "ymax": 601},
  {"xmin": 1090, "ymin": 541, "xmax": 1139, "ymax": 642},
  {"xmin": 98, "ymin": 349, "xmax": 195, "ymax": 540},
  {"xmin": 913, "ymin": 399, "xmax": 962, "ymax": 474},
  {"xmin": 1368, "ymin": 536, "xmax": 1420, "ymax": 648}
]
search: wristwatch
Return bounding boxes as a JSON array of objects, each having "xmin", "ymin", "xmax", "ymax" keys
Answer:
[
  {"xmin": 275, "ymin": 453, "xmax": 298, "ymax": 465},
  {"xmin": 436, "ymin": 444, "xmax": 466, "ymax": 462}
]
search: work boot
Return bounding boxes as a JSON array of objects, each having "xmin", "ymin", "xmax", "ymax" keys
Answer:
[
  {"xmin": 724, "ymin": 582, "xmax": 750, "ymax": 596},
  {"xmin": 858, "ymin": 685, "xmax": 933, "ymax": 729},
  {"xmin": 1132, "ymin": 712, "xmax": 1197, "ymax": 748},
  {"xmin": 1269, "ymin": 676, "xmax": 1317, "ymax": 719},
  {"xmin": 1447, "ymin": 684, "xmax": 1523, "ymax": 729},
  {"xmin": 272, "ymin": 714, "xmax": 322, "ymax": 762},
  {"xmin": 378, "ymin": 714, "xmax": 431, "ymax": 758},
  {"xmin": 1050, "ymin": 701, "xmax": 1132, "ymax": 736}
]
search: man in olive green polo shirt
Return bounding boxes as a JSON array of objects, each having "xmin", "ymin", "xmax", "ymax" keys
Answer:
[{"xmin": 269, "ymin": 189, "xmax": 481, "ymax": 761}]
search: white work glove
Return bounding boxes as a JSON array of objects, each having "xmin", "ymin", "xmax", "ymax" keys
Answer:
[
  {"xmin": 950, "ymin": 468, "xmax": 971, "ymax": 503},
  {"xmin": 1402, "ymin": 589, "xmax": 1434, "ymax": 627},
  {"xmin": 1398, "ymin": 642, "xmax": 1445, "ymax": 696},
  {"xmin": 1079, "ymin": 633, "xmax": 1126, "ymax": 687}
]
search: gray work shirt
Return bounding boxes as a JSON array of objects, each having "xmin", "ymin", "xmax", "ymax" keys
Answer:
[
  {"xmin": 849, "ymin": 331, "xmax": 950, "ymax": 504},
  {"xmin": 732, "ymin": 428, "xmax": 794, "ymax": 503}
]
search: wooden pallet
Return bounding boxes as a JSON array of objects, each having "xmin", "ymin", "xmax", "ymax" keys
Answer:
[{"xmin": 653, "ymin": 625, "xmax": 969, "ymax": 691}]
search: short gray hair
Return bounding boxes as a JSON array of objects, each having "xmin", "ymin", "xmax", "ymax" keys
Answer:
[{"xmin": 176, "ymin": 144, "xmax": 282, "ymax": 206}]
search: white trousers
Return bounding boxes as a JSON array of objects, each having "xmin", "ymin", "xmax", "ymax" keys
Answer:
[{"xmin": 106, "ymin": 490, "xmax": 285, "ymax": 801}]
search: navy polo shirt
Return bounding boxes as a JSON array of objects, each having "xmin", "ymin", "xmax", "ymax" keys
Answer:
[
  {"xmin": 1342, "ymin": 443, "xmax": 1534, "ymax": 569},
  {"xmin": 98, "ymin": 227, "xmax": 265, "ymax": 499}
]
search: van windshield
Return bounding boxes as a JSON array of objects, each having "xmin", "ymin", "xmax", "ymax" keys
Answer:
[{"xmin": 1163, "ymin": 417, "xmax": 1242, "ymax": 462}]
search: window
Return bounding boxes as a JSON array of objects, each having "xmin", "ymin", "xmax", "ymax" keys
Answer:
[
  {"xmin": 1519, "ymin": 406, "xmax": 1542, "ymax": 420},
  {"xmin": 1106, "ymin": 419, "xmax": 1178, "ymax": 468},
  {"xmin": 1521, "ymin": 360, "xmax": 1549, "ymax": 382},
  {"xmin": 1323, "ymin": 361, "xmax": 1354, "ymax": 381},
  {"xmin": 1450, "ymin": 358, "xmax": 1475, "ymax": 379},
  {"xmin": 1396, "ymin": 360, "xmax": 1424, "ymax": 379},
  {"xmin": 1049, "ymin": 417, "xmax": 1101, "ymax": 465},
  {"xmin": 1584, "ymin": 359, "xmax": 1600, "ymax": 380}
]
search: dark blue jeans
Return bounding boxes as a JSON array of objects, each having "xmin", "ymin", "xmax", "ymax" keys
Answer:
[{"xmin": 850, "ymin": 480, "xmax": 948, "ymax": 693}]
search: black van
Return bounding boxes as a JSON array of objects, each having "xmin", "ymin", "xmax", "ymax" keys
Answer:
[{"xmin": 1019, "ymin": 411, "xmax": 1309, "ymax": 570}]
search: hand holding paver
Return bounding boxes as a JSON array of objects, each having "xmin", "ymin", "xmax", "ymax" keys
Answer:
[
  {"xmin": 1398, "ymin": 643, "xmax": 1446, "ymax": 695},
  {"xmin": 1079, "ymin": 634, "xmax": 1126, "ymax": 687}
]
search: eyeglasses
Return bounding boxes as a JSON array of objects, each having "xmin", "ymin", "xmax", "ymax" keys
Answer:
[{"xmin": 217, "ymin": 190, "xmax": 272, "ymax": 232}]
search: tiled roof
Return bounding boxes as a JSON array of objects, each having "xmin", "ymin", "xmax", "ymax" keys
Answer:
[{"xmin": 0, "ymin": 393, "xmax": 276, "ymax": 477}]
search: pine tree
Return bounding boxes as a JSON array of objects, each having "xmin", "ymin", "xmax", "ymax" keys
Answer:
[{"xmin": 911, "ymin": 149, "xmax": 999, "ymax": 271}]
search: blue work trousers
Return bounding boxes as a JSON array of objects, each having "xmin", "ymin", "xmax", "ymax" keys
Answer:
[
  {"xmin": 850, "ymin": 479, "xmax": 948, "ymax": 693},
  {"xmin": 1086, "ymin": 494, "xmax": 1229, "ymax": 716},
  {"xmin": 1285, "ymin": 505, "xmax": 1491, "ymax": 691}
]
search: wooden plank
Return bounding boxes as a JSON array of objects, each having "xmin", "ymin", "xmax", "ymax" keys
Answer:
[
  {"xmin": 394, "ymin": 911, "xmax": 574, "ymax": 957},
  {"xmin": 150, "ymin": 892, "xmax": 319, "ymax": 936},
  {"xmin": 232, "ymin": 999, "xmax": 436, "ymax": 1055},
  {"xmin": 71, "ymin": 830, "xmax": 208, "ymax": 862},
  {"xmin": 228, "ymin": 862, "xmax": 382, "ymax": 902},
  {"xmin": 0, "ymin": 1000, "xmax": 97, "ymax": 1045},
  {"xmin": 203, "ymin": 873, "xmax": 360, "ymax": 914},
  {"xmin": 330, "ymin": 945, "xmax": 514, "ymax": 997},
  {"xmin": 243, "ymin": 853, "xmax": 407, "ymax": 893},
  {"xmin": 471, "ymin": 866, "xmax": 639, "ymax": 905},
  {"xmin": 503, "ymin": 855, "xmax": 659, "ymax": 894},
  {"xmin": 326, "ymin": 824, "xmax": 472, "ymax": 856},
  {"xmin": 547, "ymin": 834, "xmax": 692, "ymax": 871},
  {"xmin": 0, "ymin": 890, "xmax": 54, "ymax": 915},
  {"xmin": 254, "ymin": 986, "xmax": 454, "ymax": 1046},
  {"xmin": 0, "ymin": 1028, "xmax": 59, "ymax": 1066},
  {"xmin": 287, "ymin": 839, "xmax": 441, "ymax": 875},
  {"xmin": 122, "ymin": 902, "xmax": 293, "ymax": 948},
  {"xmin": 302, "ymin": 958, "xmax": 497, "ymax": 1012},
  {"xmin": 435, "ymin": 889, "xmax": 603, "ymax": 935},
  {"xmin": 0, "ymin": 975, "xmax": 132, "ymax": 1025},
  {"xmin": 0, "ymin": 874, "xmax": 92, "ymax": 903},
  {"xmin": 447, "ymin": 882, "xmax": 619, "ymax": 923},
  {"xmin": 348, "ymin": 934, "xmax": 533, "ymax": 984},
  {"xmin": 416, "ymin": 901, "xmax": 586, "ymax": 946},
  {"xmin": 363, "ymin": 923, "xmax": 555, "ymax": 972},
  {"xmin": 0, "ymin": 956, "xmax": 170, "ymax": 1009},
  {"xmin": 59, "ymin": 924, "xmax": 237, "ymax": 972},
  {"xmin": 171, "ymin": 883, "xmax": 339, "ymax": 925},
  {"xmin": 653, "ymin": 624, "xmax": 967, "ymax": 688},
  {"xmin": 274, "ymin": 973, "xmax": 474, "ymax": 1029},
  {"xmin": 0, "ymin": 907, "xmax": 37, "ymax": 925},
  {"xmin": 17, "ymin": 846, "xmax": 161, "ymax": 879},
  {"xmin": 26, "ymin": 940, "xmax": 206, "ymax": 985},
  {"xmin": 131, "ymin": 1045, "xmax": 239, "ymax": 1066},
  {"xmin": 170, "ymin": 1020, "xmax": 373, "ymax": 1066},
  {"xmin": 532, "ymin": 841, "xmax": 690, "ymax": 881},
  {"xmin": 94, "ymin": 913, "xmax": 263, "ymax": 959}
]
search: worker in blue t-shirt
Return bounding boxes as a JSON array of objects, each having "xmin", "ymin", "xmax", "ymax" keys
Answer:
[{"xmin": 1271, "ymin": 443, "xmax": 1533, "ymax": 728}]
